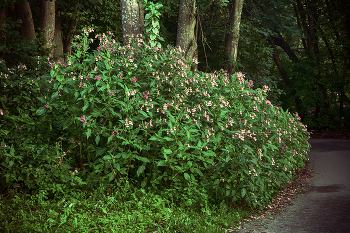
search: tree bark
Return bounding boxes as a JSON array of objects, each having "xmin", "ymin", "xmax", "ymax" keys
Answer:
[
  {"xmin": 40, "ymin": 0, "xmax": 56, "ymax": 57},
  {"xmin": 15, "ymin": 0, "xmax": 36, "ymax": 42},
  {"xmin": 268, "ymin": 37, "xmax": 290, "ymax": 87},
  {"xmin": 176, "ymin": 0, "xmax": 197, "ymax": 71},
  {"xmin": 224, "ymin": 0, "xmax": 244, "ymax": 76},
  {"xmin": 0, "ymin": 8, "xmax": 6, "ymax": 58},
  {"xmin": 63, "ymin": 20, "xmax": 76, "ymax": 62},
  {"xmin": 272, "ymin": 33, "xmax": 298, "ymax": 62},
  {"xmin": 53, "ymin": 10, "xmax": 63, "ymax": 58},
  {"xmin": 120, "ymin": 0, "xmax": 144, "ymax": 46}
]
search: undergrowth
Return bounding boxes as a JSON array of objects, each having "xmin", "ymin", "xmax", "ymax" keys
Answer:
[{"xmin": 0, "ymin": 28, "xmax": 310, "ymax": 232}]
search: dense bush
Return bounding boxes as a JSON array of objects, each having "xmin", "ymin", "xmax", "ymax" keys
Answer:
[{"xmin": 0, "ymin": 28, "xmax": 310, "ymax": 211}]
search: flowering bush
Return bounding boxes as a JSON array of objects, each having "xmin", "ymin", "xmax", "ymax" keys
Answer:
[{"xmin": 0, "ymin": 28, "xmax": 310, "ymax": 210}]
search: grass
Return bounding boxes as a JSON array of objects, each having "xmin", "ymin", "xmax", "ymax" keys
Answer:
[{"xmin": 0, "ymin": 160, "xmax": 312, "ymax": 233}]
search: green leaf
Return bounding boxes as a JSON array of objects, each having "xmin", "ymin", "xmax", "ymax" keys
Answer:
[
  {"xmin": 231, "ymin": 190, "xmax": 236, "ymax": 196},
  {"xmin": 82, "ymin": 101, "xmax": 89, "ymax": 111},
  {"xmin": 226, "ymin": 190, "xmax": 231, "ymax": 196},
  {"xmin": 138, "ymin": 110, "xmax": 148, "ymax": 117},
  {"xmin": 269, "ymin": 144, "xmax": 278, "ymax": 150},
  {"xmin": 95, "ymin": 135, "xmax": 100, "ymax": 145},
  {"xmin": 238, "ymin": 152, "xmax": 245, "ymax": 164},
  {"xmin": 152, "ymin": 27, "xmax": 159, "ymax": 34},
  {"xmin": 137, "ymin": 165, "xmax": 145, "ymax": 177},
  {"xmin": 163, "ymin": 148, "xmax": 172, "ymax": 154},
  {"xmin": 149, "ymin": 136, "xmax": 159, "ymax": 141},
  {"xmin": 138, "ymin": 157, "xmax": 150, "ymax": 163},
  {"xmin": 197, "ymin": 140, "xmax": 202, "ymax": 149},
  {"xmin": 36, "ymin": 107, "xmax": 47, "ymax": 115},
  {"xmin": 194, "ymin": 168, "xmax": 203, "ymax": 177},
  {"xmin": 51, "ymin": 91, "xmax": 59, "ymax": 99},
  {"xmin": 184, "ymin": 173, "xmax": 190, "ymax": 181},
  {"xmin": 107, "ymin": 172, "xmax": 114, "ymax": 182},
  {"xmin": 102, "ymin": 155, "xmax": 112, "ymax": 160},
  {"xmin": 163, "ymin": 137, "xmax": 174, "ymax": 141},
  {"xmin": 145, "ymin": 13, "xmax": 151, "ymax": 20},
  {"xmin": 202, "ymin": 150, "xmax": 216, "ymax": 157},
  {"xmin": 157, "ymin": 128, "xmax": 163, "ymax": 137},
  {"xmin": 96, "ymin": 147, "xmax": 107, "ymax": 157},
  {"xmin": 166, "ymin": 112, "xmax": 175, "ymax": 123},
  {"xmin": 186, "ymin": 130, "xmax": 190, "ymax": 140},
  {"xmin": 241, "ymin": 188, "xmax": 246, "ymax": 198},
  {"xmin": 157, "ymin": 160, "xmax": 167, "ymax": 166},
  {"xmin": 114, "ymin": 163, "xmax": 120, "ymax": 171},
  {"xmin": 86, "ymin": 128, "xmax": 91, "ymax": 139},
  {"xmin": 262, "ymin": 145, "xmax": 267, "ymax": 156},
  {"xmin": 150, "ymin": 34, "xmax": 156, "ymax": 41},
  {"xmin": 108, "ymin": 135, "xmax": 113, "ymax": 143}
]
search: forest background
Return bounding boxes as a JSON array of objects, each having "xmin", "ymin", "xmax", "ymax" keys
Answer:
[
  {"xmin": 0, "ymin": 0, "xmax": 349, "ymax": 232},
  {"xmin": 1, "ymin": 0, "xmax": 349, "ymax": 132}
]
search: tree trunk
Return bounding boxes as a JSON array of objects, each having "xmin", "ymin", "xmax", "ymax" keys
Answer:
[
  {"xmin": 53, "ymin": 10, "xmax": 63, "ymax": 59},
  {"xmin": 63, "ymin": 20, "xmax": 76, "ymax": 62},
  {"xmin": 40, "ymin": 0, "xmax": 56, "ymax": 57},
  {"xmin": 272, "ymin": 33, "xmax": 299, "ymax": 62},
  {"xmin": 224, "ymin": 0, "xmax": 244, "ymax": 76},
  {"xmin": 0, "ymin": 8, "xmax": 6, "ymax": 58},
  {"xmin": 176, "ymin": 0, "xmax": 197, "ymax": 71},
  {"xmin": 15, "ymin": 0, "xmax": 36, "ymax": 42},
  {"xmin": 268, "ymin": 37, "xmax": 290, "ymax": 87},
  {"xmin": 120, "ymin": 0, "xmax": 144, "ymax": 46}
]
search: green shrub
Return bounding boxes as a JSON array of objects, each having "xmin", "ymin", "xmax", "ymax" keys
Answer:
[{"xmin": 0, "ymin": 28, "xmax": 310, "ymax": 211}]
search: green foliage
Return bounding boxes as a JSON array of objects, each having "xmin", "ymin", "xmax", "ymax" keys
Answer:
[
  {"xmin": 78, "ymin": 0, "xmax": 123, "ymax": 44},
  {"xmin": 0, "ymin": 15, "xmax": 39, "ymax": 67},
  {"xmin": 140, "ymin": 0, "xmax": 165, "ymax": 48},
  {"xmin": 1, "ymin": 28, "xmax": 310, "ymax": 212},
  {"xmin": 238, "ymin": 23, "xmax": 285, "ymax": 107}
]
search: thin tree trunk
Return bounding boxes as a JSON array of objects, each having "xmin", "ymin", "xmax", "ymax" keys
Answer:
[
  {"xmin": 176, "ymin": 0, "xmax": 197, "ymax": 71},
  {"xmin": 268, "ymin": 37, "xmax": 290, "ymax": 87},
  {"xmin": 40, "ymin": 0, "xmax": 56, "ymax": 57},
  {"xmin": 63, "ymin": 20, "xmax": 76, "ymax": 62},
  {"xmin": 53, "ymin": 11, "xmax": 63, "ymax": 59},
  {"xmin": 272, "ymin": 33, "xmax": 299, "ymax": 62},
  {"xmin": 224, "ymin": 0, "xmax": 244, "ymax": 76},
  {"xmin": 120, "ymin": 0, "xmax": 144, "ymax": 46},
  {"xmin": 0, "ymin": 9, "xmax": 6, "ymax": 58},
  {"xmin": 16, "ymin": 0, "xmax": 36, "ymax": 42}
]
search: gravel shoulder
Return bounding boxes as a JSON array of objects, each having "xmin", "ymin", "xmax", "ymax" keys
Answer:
[{"xmin": 230, "ymin": 139, "xmax": 350, "ymax": 233}]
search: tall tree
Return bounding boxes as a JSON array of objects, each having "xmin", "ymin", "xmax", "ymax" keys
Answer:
[
  {"xmin": 224, "ymin": 0, "xmax": 244, "ymax": 76},
  {"xmin": 40, "ymin": 0, "xmax": 55, "ymax": 57},
  {"xmin": 53, "ymin": 7, "xmax": 63, "ymax": 58},
  {"xmin": 176, "ymin": 0, "xmax": 198, "ymax": 71},
  {"xmin": 120, "ymin": 0, "xmax": 144, "ymax": 46},
  {"xmin": 15, "ymin": 0, "xmax": 35, "ymax": 42},
  {"xmin": 0, "ymin": 7, "xmax": 6, "ymax": 58}
]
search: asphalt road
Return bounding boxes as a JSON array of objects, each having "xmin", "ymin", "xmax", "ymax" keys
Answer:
[{"xmin": 233, "ymin": 139, "xmax": 350, "ymax": 233}]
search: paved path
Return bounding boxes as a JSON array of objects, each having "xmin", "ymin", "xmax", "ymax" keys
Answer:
[{"xmin": 233, "ymin": 139, "xmax": 350, "ymax": 233}]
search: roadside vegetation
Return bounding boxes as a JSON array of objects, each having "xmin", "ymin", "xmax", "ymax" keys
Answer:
[{"xmin": 0, "ymin": 29, "xmax": 310, "ymax": 232}]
